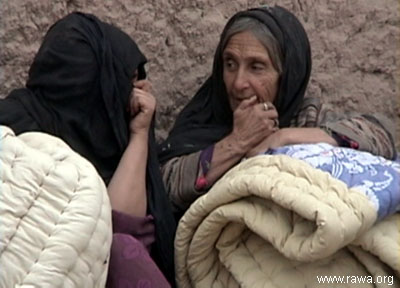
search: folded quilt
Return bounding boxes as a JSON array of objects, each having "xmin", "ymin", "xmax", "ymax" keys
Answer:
[
  {"xmin": 265, "ymin": 143, "xmax": 400, "ymax": 220},
  {"xmin": 0, "ymin": 126, "xmax": 112, "ymax": 288},
  {"xmin": 175, "ymin": 144, "xmax": 400, "ymax": 287}
]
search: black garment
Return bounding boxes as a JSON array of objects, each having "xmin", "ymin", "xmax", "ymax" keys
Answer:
[
  {"xmin": 0, "ymin": 12, "xmax": 176, "ymax": 286},
  {"xmin": 159, "ymin": 6, "xmax": 312, "ymax": 163}
]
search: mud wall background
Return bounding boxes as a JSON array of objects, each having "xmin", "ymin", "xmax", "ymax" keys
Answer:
[{"xmin": 1, "ymin": 0, "xmax": 399, "ymax": 149}]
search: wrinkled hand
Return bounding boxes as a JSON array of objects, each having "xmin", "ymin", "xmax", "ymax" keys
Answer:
[
  {"xmin": 230, "ymin": 96, "xmax": 279, "ymax": 154},
  {"xmin": 246, "ymin": 127, "xmax": 339, "ymax": 157},
  {"xmin": 128, "ymin": 80, "xmax": 156, "ymax": 135},
  {"xmin": 246, "ymin": 129, "xmax": 287, "ymax": 157}
]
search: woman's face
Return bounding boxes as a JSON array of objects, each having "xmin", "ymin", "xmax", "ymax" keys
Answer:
[{"xmin": 222, "ymin": 31, "xmax": 279, "ymax": 111}]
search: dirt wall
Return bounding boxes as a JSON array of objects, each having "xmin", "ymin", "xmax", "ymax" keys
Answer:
[{"xmin": 1, "ymin": 0, "xmax": 399, "ymax": 148}]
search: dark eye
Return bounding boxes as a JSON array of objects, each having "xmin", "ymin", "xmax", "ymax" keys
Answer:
[
  {"xmin": 223, "ymin": 58, "xmax": 236, "ymax": 70},
  {"xmin": 251, "ymin": 63, "xmax": 265, "ymax": 71}
]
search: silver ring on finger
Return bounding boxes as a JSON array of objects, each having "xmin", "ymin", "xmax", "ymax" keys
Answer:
[{"xmin": 263, "ymin": 102, "xmax": 269, "ymax": 111}]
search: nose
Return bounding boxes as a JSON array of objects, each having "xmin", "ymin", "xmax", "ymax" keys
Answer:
[{"xmin": 233, "ymin": 68, "xmax": 250, "ymax": 92}]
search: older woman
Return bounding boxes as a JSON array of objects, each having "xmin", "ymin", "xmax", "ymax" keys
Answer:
[
  {"xmin": 0, "ymin": 12, "xmax": 175, "ymax": 287},
  {"xmin": 158, "ymin": 5, "xmax": 396, "ymax": 213}
]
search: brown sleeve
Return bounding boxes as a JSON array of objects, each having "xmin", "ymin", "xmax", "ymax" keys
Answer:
[
  {"xmin": 289, "ymin": 97, "xmax": 322, "ymax": 128},
  {"xmin": 292, "ymin": 98, "xmax": 397, "ymax": 159},
  {"xmin": 320, "ymin": 111, "xmax": 396, "ymax": 159},
  {"xmin": 161, "ymin": 151, "xmax": 206, "ymax": 212}
]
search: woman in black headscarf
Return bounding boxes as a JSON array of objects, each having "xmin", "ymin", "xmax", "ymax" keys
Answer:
[
  {"xmin": 158, "ymin": 5, "xmax": 396, "ymax": 214},
  {"xmin": 0, "ymin": 12, "xmax": 175, "ymax": 287}
]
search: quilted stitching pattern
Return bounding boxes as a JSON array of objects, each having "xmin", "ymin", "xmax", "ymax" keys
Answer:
[
  {"xmin": 175, "ymin": 155, "xmax": 399, "ymax": 287},
  {"xmin": 0, "ymin": 126, "xmax": 112, "ymax": 288}
]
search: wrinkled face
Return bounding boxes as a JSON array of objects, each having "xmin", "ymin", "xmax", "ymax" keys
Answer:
[{"xmin": 222, "ymin": 31, "xmax": 279, "ymax": 111}]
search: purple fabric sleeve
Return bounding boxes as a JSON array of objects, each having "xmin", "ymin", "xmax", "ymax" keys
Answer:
[
  {"xmin": 195, "ymin": 144, "xmax": 215, "ymax": 190},
  {"xmin": 111, "ymin": 210, "xmax": 155, "ymax": 251},
  {"xmin": 199, "ymin": 144, "xmax": 215, "ymax": 176},
  {"xmin": 106, "ymin": 211, "xmax": 171, "ymax": 288}
]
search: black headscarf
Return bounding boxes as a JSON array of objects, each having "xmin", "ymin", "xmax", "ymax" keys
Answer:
[
  {"xmin": 159, "ymin": 5, "xmax": 312, "ymax": 163},
  {"xmin": 0, "ymin": 12, "xmax": 176, "ymax": 285}
]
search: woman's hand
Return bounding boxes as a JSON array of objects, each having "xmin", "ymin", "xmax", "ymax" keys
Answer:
[
  {"xmin": 128, "ymin": 80, "xmax": 156, "ymax": 135},
  {"xmin": 246, "ymin": 129, "xmax": 286, "ymax": 157},
  {"xmin": 246, "ymin": 127, "xmax": 339, "ymax": 157},
  {"xmin": 198, "ymin": 98, "xmax": 279, "ymax": 188},
  {"xmin": 230, "ymin": 96, "xmax": 279, "ymax": 154}
]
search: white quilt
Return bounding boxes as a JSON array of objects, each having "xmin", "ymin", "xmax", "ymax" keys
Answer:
[
  {"xmin": 175, "ymin": 155, "xmax": 400, "ymax": 287},
  {"xmin": 0, "ymin": 126, "xmax": 112, "ymax": 287}
]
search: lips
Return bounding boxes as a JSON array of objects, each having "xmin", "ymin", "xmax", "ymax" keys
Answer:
[
  {"xmin": 234, "ymin": 94, "xmax": 260, "ymax": 103},
  {"xmin": 229, "ymin": 94, "xmax": 258, "ymax": 110},
  {"xmin": 233, "ymin": 95, "xmax": 252, "ymax": 102}
]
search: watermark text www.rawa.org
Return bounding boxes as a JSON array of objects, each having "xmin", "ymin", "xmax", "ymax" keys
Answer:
[{"xmin": 316, "ymin": 275, "xmax": 394, "ymax": 286}]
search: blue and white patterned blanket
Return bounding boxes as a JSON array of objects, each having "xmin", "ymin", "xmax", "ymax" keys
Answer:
[{"xmin": 263, "ymin": 143, "xmax": 400, "ymax": 220}]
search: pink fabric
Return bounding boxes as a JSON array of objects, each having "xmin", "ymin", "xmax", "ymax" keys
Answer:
[{"xmin": 106, "ymin": 211, "xmax": 171, "ymax": 288}]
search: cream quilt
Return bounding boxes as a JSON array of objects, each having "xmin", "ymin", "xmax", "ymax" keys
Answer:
[
  {"xmin": 175, "ymin": 154, "xmax": 400, "ymax": 287},
  {"xmin": 0, "ymin": 126, "xmax": 112, "ymax": 287}
]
